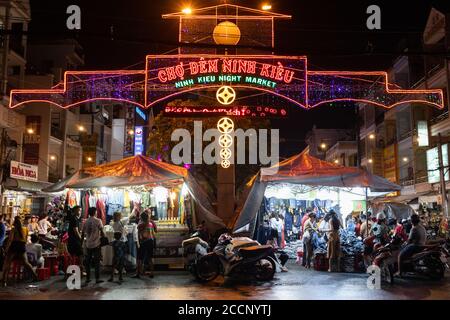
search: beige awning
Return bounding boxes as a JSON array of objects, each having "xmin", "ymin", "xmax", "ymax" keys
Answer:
[{"xmin": 3, "ymin": 178, "xmax": 52, "ymax": 193}]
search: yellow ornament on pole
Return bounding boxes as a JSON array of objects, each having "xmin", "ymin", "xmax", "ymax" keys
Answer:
[{"xmin": 213, "ymin": 21, "xmax": 241, "ymax": 45}]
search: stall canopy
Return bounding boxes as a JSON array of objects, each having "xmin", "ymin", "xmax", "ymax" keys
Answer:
[
  {"xmin": 43, "ymin": 155, "xmax": 225, "ymax": 232},
  {"xmin": 233, "ymin": 151, "xmax": 401, "ymax": 235}
]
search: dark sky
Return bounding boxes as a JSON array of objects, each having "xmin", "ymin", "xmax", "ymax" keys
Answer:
[{"xmin": 28, "ymin": 0, "xmax": 450, "ymax": 156}]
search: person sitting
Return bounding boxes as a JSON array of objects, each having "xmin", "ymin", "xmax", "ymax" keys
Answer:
[
  {"xmin": 393, "ymin": 219, "xmax": 409, "ymax": 242},
  {"xmin": 38, "ymin": 214, "xmax": 53, "ymax": 237},
  {"xmin": 26, "ymin": 234, "xmax": 44, "ymax": 268},
  {"xmin": 371, "ymin": 212, "xmax": 391, "ymax": 246},
  {"xmin": 394, "ymin": 214, "xmax": 426, "ymax": 277},
  {"xmin": 28, "ymin": 215, "xmax": 41, "ymax": 234}
]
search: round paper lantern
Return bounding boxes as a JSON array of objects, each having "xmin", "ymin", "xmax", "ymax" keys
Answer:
[{"xmin": 213, "ymin": 21, "xmax": 241, "ymax": 45}]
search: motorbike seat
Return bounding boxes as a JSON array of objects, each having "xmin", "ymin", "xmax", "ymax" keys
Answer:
[{"xmin": 238, "ymin": 245, "xmax": 272, "ymax": 258}]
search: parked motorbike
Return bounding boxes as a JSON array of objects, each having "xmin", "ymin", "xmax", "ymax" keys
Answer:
[
  {"xmin": 195, "ymin": 234, "xmax": 277, "ymax": 282},
  {"xmin": 372, "ymin": 236, "xmax": 449, "ymax": 284},
  {"xmin": 182, "ymin": 232, "xmax": 209, "ymax": 278}
]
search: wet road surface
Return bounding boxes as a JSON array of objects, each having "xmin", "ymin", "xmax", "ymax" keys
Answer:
[{"xmin": 0, "ymin": 262, "xmax": 449, "ymax": 300}]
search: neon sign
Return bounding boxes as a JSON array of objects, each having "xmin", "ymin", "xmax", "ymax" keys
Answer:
[
  {"xmin": 134, "ymin": 126, "xmax": 144, "ymax": 155},
  {"xmin": 163, "ymin": 105, "xmax": 288, "ymax": 118},
  {"xmin": 8, "ymin": 54, "xmax": 444, "ymax": 111}
]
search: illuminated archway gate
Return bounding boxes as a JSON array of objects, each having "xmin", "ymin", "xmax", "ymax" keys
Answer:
[{"xmin": 9, "ymin": 54, "xmax": 444, "ymax": 110}]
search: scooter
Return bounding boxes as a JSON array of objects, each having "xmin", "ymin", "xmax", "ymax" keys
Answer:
[
  {"xmin": 181, "ymin": 232, "xmax": 209, "ymax": 278},
  {"xmin": 373, "ymin": 237, "xmax": 449, "ymax": 284},
  {"xmin": 195, "ymin": 234, "xmax": 277, "ymax": 282}
]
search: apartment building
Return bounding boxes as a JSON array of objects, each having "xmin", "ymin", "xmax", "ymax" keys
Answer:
[{"xmin": 359, "ymin": 5, "xmax": 450, "ymax": 206}]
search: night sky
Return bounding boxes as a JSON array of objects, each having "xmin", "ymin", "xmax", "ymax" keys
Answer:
[{"xmin": 28, "ymin": 0, "xmax": 450, "ymax": 157}]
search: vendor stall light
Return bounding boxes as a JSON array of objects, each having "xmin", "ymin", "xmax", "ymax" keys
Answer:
[
  {"xmin": 49, "ymin": 155, "xmax": 57, "ymax": 161},
  {"xmin": 320, "ymin": 143, "xmax": 327, "ymax": 149},
  {"xmin": 368, "ymin": 158, "xmax": 373, "ymax": 163},
  {"xmin": 78, "ymin": 125, "xmax": 85, "ymax": 132},
  {"xmin": 262, "ymin": 4, "xmax": 272, "ymax": 10},
  {"xmin": 181, "ymin": 183, "xmax": 189, "ymax": 196},
  {"xmin": 128, "ymin": 129, "xmax": 134, "ymax": 135},
  {"xmin": 182, "ymin": 7, "xmax": 192, "ymax": 14},
  {"xmin": 369, "ymin": 134, "xmax": 375, "ymax": 139},
  {"xmin": 26, "ymin": 128, "xmax": 34, "ymax": 134}
]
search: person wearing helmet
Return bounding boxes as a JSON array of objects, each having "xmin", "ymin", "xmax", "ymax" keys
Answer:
[
  {"xmin": 370, "ymin": 212, "xmax": 391, "ymax": 245},
  {"xmin": 393, "ymin": 218, "xmax": 408, "ymax": 242}
]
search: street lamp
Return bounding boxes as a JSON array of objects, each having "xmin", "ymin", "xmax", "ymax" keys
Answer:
[
  {"xmin": 182, "ymin": 7, "xmax": 192, "ymax": 14},
  {"xmin": 262, "ymin": 4, "xmax": 272, "ymax": 10},
  {"xmin": 128, "ymin": 129, "xmax": 135, "ymax": 135},
  {"xmin": 402, "ymin": 157, "xmax": 408, "ymax": 162},
  {"xmin": 334, "ymin": 159, "xmax": 339, "ymax": 164},
  {"xmin": 26, "ymin": 128, "xmax": 34, "ymax": 134},
  {"xmin": 320, "ymin": 142, "xmax": 327, "ymax": 150},
  {"xmin": 77, "ymin": 125, "xmax": 85, "ymax": 132},
  {"xmin": 368, "ymin": 158, "xmax": 373, "ymax": 164},
  {"xmin": 50, "ymin": 155, "xmax": 57, "ymax": 161},
  {"xmin": 369, "ymin": 134, "xmax": 375, "ymax": 140},
  {"xmin": 86, "ymin": 156, "xmax": 93, "ymax": 162}
]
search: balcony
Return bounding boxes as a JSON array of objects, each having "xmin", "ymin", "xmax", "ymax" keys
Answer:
[{"xmin": 50, "ymin": 126, "xmax": 64, "ymax": 141}]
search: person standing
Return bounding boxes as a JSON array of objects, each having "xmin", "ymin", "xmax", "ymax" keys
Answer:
[
  {"xmin": 133, "ymin": 211, "xmax": 156, "ymax": 278},
  {"xmin": 67, "ymin": 206, "xmax": 84, "ymax": 273},
  {"xmin": 1, "ymin": 216, "xmax": 38, "ymax": 286},
  {"xmin": 269, "ymin": 213, "xmax": 283, "ymax": 248},
  {"xmin": 0, "ymin": 214, "xmax": 6, "ymax": 269},
  {"xmin": 108, "ymin": 232, "xmax": 127, "ymax": 283},
  {"xmin": 81, "ymin": 207, "xmax": 105, "ymax": 285},
  {"xmin": 326, "ymin": 210, "xmax": 342, "ymax": 272},
  {"xmin": 302, "ymin": 212, "xmax": 317, "ymax": 269}
]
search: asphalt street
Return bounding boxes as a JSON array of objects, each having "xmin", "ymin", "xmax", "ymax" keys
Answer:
[{"xmin": 0, "ymin": 261, "xmax": 449, "ymax": 300}]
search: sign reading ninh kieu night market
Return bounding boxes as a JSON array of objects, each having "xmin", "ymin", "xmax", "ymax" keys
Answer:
[{"xmin": 8, "ymin": 54, "xmax": 445, "ymax": 111}]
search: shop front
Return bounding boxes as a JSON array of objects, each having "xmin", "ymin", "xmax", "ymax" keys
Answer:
[
  {"xmin": 1, "ymin": 161, "xmax": 52, "ymax": 223},
  {"xmin": 44, "ymin": 155, "xmax": 225, "ymax": 268}
]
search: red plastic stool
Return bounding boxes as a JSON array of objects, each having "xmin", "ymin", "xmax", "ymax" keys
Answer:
[
  {"xmin": 37, "ymin": 267, "xmax": 50, "ymax": 281},
  {"xmin": 8, "ymin": 261, "xmax": 24, "ymax": 281}
]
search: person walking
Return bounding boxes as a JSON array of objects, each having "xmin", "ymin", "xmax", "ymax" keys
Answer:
[
  {"xmin": 133, "ymin": 211, "xmax": 156, "ymax": 278},
  {"xmin": 1, "ymin": 216, "xmax": 38, "ymax": 286},
  {"xmin": 67, "ymin": 206, "xmax": 84, "ymax": 274},
  {"xmin": 0, "ymin": 214, "xmax": 6, "ymax": 270},
  {"xmin": 81, "ymin": 207, "xmax": 105, "ymax": 285}
]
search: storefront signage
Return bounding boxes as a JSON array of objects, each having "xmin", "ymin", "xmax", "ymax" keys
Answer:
[
  {"xmin": 163, "ymin": 105, "xmax": 288, "ymax": 118},
  {"xmin": 10, "ymin": 161, "xmax": 38, "ymax": 182},
  {"xmin": 135, "ymin": 107, "xmax": 147, "ymax": 121},
  {"xmin": 417, "ymin": 120, "xmax": 429, "ymax": 147},
  {"xmin": 383, "ymin": 144, "xmax": 397, "ymax": 183},
  {"xmin": 124, "ymin": 106, "xmax": 135, "ymax": 156},
  {"xmin": 134, "ymin": 126, "xmax": 144, "ymax": 156},
  {"xmin": 23, "ymin": 116, "xmax": 41, "ymax": 165},
  {"xmin": 427, "ymin": 144, "xmax": 449, "ymax": 183},
  {"xmin": 146, "ymin": 55, "xmax": 307, "ymax": 108}
]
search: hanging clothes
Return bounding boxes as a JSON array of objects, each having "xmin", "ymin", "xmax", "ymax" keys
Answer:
[
  {"xmin": 96, "ymin": 198, "xmax": 106, "ymax": 225},
  {"xmin": 66, "ymin": 190, "xmax": 77, "ymax": 208}
]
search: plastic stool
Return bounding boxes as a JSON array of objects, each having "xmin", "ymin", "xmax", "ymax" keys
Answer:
[
  {"xmin": 8, "ymin": 261, "xmax": 24, "ymax": 281},
  {"xmin": 37, "ymin": 267, "xmax": 50, "ymax": 281}
]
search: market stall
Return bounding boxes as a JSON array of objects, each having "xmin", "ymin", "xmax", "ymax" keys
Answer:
[
  {"xmin": 43, "ymin": 155, "xmax": 225, "ymax": 268},
  {"xmin": 232, "ymin": 151, "xmax": 401, "ymax": 272}
]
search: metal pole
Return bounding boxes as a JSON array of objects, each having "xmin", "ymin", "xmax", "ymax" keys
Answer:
[
  {"xmin": 437, "ymin": 133, "xmax": 448, "ymax": 218},
  {"xmin": 1, "ymin": 3, "xmax": 11, "ymax": 97},
  {"xmin": 365, "ymin": 187, "xmax": 369, "ymax": 238}
]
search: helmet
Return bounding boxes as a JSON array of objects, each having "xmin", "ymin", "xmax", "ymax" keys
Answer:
[
  {"xmin": 218, "ymin": 233, "xmax": 232, "ymax": 245},
  {"xmin": 376, "ymin": 212, "xmax": 386, "ymax": 221}
]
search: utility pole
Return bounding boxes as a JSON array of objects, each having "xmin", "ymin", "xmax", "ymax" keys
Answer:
[{"xmin": 1, "ymin": 2, "xmax": 11, "ymax": 98}]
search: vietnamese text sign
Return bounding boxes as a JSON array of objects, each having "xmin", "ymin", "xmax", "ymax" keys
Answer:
[
  {"xmin": 134, "ymin": 126, "xmax": 144, "ymax": 156},
  {"xmin": 10, "ymin": 161, "xmax": 38, "ymax": 182},
  {"xmin": 427, "ymin": 144, "xmax": 449, "ymax": 183}
]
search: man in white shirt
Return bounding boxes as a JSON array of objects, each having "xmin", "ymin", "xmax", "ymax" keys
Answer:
[
  {"xmin": 82, "ymin": 207, "xmax": 105, "ymax": 284},
  {"xmin": 38, "ymin": 214, "xmax": 53, "ymax": 236}
]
